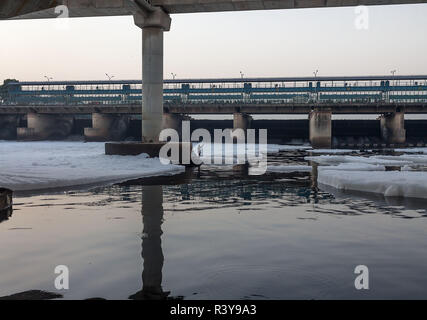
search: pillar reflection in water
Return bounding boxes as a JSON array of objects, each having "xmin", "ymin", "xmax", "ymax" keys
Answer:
[
  {"xmin": 129, "ymin": 185, "xmax": 170, "ymax": 300},
  {"xmin": 0, "ymin": 188, "xmax": 13, "ymax": 224},
  {"xmin": 310, "ymin": 161, "xmax": 320, "ymax": 203}
]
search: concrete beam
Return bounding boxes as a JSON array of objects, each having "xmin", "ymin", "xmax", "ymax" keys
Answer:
[
  {"xmin": 3, "ymin": 0, "xmax": 427, "ymax": 19},
  {"xmin": 153, "ymin": 0, "xmax": 427, "ymax": 13},
  {"xmin": 84, "ymin": 113, "xmax": 130, "ymax": 141},
  {"xmin": 17, "ymin": 113, "xmax": 74, "ymax": 140},
  {"xmin": 309, "ymin": 109, "xmax": 332, "ymax": 149},
  {"xmin": 1, "ymin": 0, "xmax": 140, "ymax": 19},
  {"xmin": 380, "ymin": 111, "xmax": 406, "ymax": 144},
  {"xmin": 2, "ymin": 103, "xmax": 427, "ymax": 115}
]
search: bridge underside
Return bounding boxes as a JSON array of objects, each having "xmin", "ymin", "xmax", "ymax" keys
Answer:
[{"xmin": 2, "ymin": 0, "xmax": 427, "ymax": 20}]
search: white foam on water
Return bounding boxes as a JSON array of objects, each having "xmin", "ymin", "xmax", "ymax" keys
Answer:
[
  {"xmin": 305, "ymin": 155, "xmax": 412, "ymax": 166},
  {"xmin": 0, "ymin": 141, "xmax": 184, "ymax": 191},
  {"xmin": 267, "ymin": 165, "xmax": 312, "ymax": 173},
  {"xmin": 318, "ymin": 170, "xmax": 427, "ymax": 199},
  {"xmin": 307, "ymin": 149, "xmax": 358, "ymax": 154},
  {"xmin": 319, "ymin": 163, "xmax": 386, "ymax": 171},
  {"xmin": 312, "ymin": 149, "xmax": 427, "ymax": 199}
]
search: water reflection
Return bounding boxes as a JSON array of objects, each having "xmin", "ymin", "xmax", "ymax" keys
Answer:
[
  {"xmin": 3, "ymin": 161, "xmax": 427, "ymax": 300},
  {"xmin": 129, "ymin": 185, "xmax": 170, "ymax": 300},
  {"xmin": 0, "ymin": 188, "xmax": 13, "ymax": 224},
  {"xmin": 0, "ymin": 208, "xmax": 12, "ymax": 224}
]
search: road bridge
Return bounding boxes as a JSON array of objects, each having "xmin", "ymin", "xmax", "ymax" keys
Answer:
[
  {"xmin": 2, "ymin": 0, "xmax": 427, "ymax": 148},
  {"xmin": 1, "ymin": 75, "xmax": 427, "ymax": 146}
]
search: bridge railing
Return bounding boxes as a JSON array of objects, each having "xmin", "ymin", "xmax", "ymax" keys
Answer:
[{"xmin": 2, "ymin": 78, "xmax": 427, "ymax": 106}]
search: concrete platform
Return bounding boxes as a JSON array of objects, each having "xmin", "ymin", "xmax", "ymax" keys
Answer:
[
  {"xmin": 105, "ymin": 142, "xmax": 196, "ymax": 166},
  {"xmin": 105, "ymin": 142, "xmax": 166, "ymax": 157}
]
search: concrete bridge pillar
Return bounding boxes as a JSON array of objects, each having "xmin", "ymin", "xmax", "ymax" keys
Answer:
[
  {"xmin": 0, "ymin": 115, "xmax": 20, "ymax": 140},
  {"xmin": 380, "ymin": 112, "xmax": 406, "ymax": 145},
  {"xmin": 17, "ymin": 113, "xmax": 73, "ymax": 140},
  {"xmin": 134, "ymin": 8, "xmax": 171, "ymax": 143},
  {"xmin": 84, "ymin": 113, "xmax": 130, "ymax": 142},
  {"xmin": 309, "ymin": 109, "xmax": 332, "ymax": 149},
  {"xmin": 233, "ymin": 113, "xmax": 252, "ymax": 131}
]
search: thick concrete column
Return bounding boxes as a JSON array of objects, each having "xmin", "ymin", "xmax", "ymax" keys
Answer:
[
  {"xmin": 233, "ymin": 113, "xmax": 252, "ymax": 131},
  {"xmin": 84, "ymin": 113, "xmax": 130, "ymax": 142},
  {"xmin": 309, "ymin": 109, "xmax": 332, "ymax": 149},
  {"xmin": 0, "ymin": 115, "xmax": 20, "ymax": 140},
  {"xmin": 17, "ymin": 113, "xmax": 73, "ymax": 140},
  {"xmin": 134, "ymin": 8, "xmax": 171, "ymax": 143},
  {"xmin": 380, "ymin": 111, "xmax": 406, "ymax": 145}
]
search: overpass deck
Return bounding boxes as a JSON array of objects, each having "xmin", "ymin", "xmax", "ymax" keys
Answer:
[{"xmin": 1, "ymin": 102, "xmax": 427, "ymax": 115}]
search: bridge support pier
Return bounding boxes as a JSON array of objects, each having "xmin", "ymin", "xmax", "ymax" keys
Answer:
[
  {"xmin": 309, "ymin": 109, "xmax": 332, "ymax": 149},
  {"xmin": 380, "ymin": 111, "xmax": 406, "ymax": 145},
  {"xmin": 134, "ymin": 8, "xmax": 171, "ymax": 143},
  {"xmin": 106, "ymin": 9, "xmax": 181, "ymax": 159},
  {"xmin": 0, "ymin": 115, "xmax": 20, "ymax": 140},
  {"xmin": 233, "ymin": 113, "xmax": 252, "ymax": 131},
  {"xmin": 84, "ymin": 113, "xmax": 130, "ymax": 142},
  {"xmin": 17, "ymin": 113, "xmax": 73, "ymax": 141}
]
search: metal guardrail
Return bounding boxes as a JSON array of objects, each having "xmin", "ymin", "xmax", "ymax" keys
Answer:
[{"xmin": 2, "ymin": 76, "xmax": 427, "ymax": 106}]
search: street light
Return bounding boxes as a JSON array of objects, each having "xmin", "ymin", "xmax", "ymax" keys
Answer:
[
  {"xmin": 171, "ymin": 73, "xmax": 177, "ymax": 89},
  {"xmin": 313, "ymin": 69, "xmax": 319, "ymax": 78},
  {"xmin": 391, "ymin": 69, "xmax": 397, "ymax": 88},
  {"xmin": 313, "ymin": 70, "xmax": 319, "ymax": 102},
  {"xmin": 105, "ymin": 74, "xmax": 115, "ymax": 94},
  {"xmin": 44, "ymin": 76, "xmax": 53, "ymax": 92}
]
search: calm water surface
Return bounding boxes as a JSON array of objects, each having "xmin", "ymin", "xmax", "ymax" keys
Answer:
[{"xmin": 1, "ymin": 151, "xmax": 427, "ymax": 300}]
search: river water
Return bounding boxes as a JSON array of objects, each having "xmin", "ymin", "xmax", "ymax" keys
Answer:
[{"xmin": 1, "ymin": 149, "xmax": 427, "ymax": 300}]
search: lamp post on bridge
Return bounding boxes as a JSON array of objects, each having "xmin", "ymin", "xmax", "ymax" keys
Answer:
[
  {"xmin": 171, "ymin": 73, "xmax": 177, "ymax": 89},
  {"xmin": 105, "ymin": 74, "xmax": 115, "ymax": 101},
  {"xmin": 391, "ymin": 69, "xmax": 397, "ymax": 85},
  {"xmin": 390, "ymin": 69, "xmax": 397, "ymax": 102},
  {"xmin": 313, "ymin": 69, "xmax": 319, "ymax": 102},
  {"xmin": 44, "ymin": 76, "xmax": 53, "ymax": 97}
]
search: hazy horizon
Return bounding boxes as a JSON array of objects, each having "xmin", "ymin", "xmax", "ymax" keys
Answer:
[{"xmin": 1, "ymin": 4, "xmax": 427, "ymax": 83}]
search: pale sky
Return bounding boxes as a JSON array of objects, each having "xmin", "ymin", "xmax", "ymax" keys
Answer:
[{"xmin": 1, "ymin": 4, "xmax": 427, "ymax": 83}]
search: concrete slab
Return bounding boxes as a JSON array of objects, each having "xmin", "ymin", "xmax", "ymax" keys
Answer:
[
  {"xmin": 105, "ymin": 142, "xmax": 167, "ymax": 157},
  {"xmin": 105, "ymin": 142, "xmax": 196, "ymax": 166}
]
